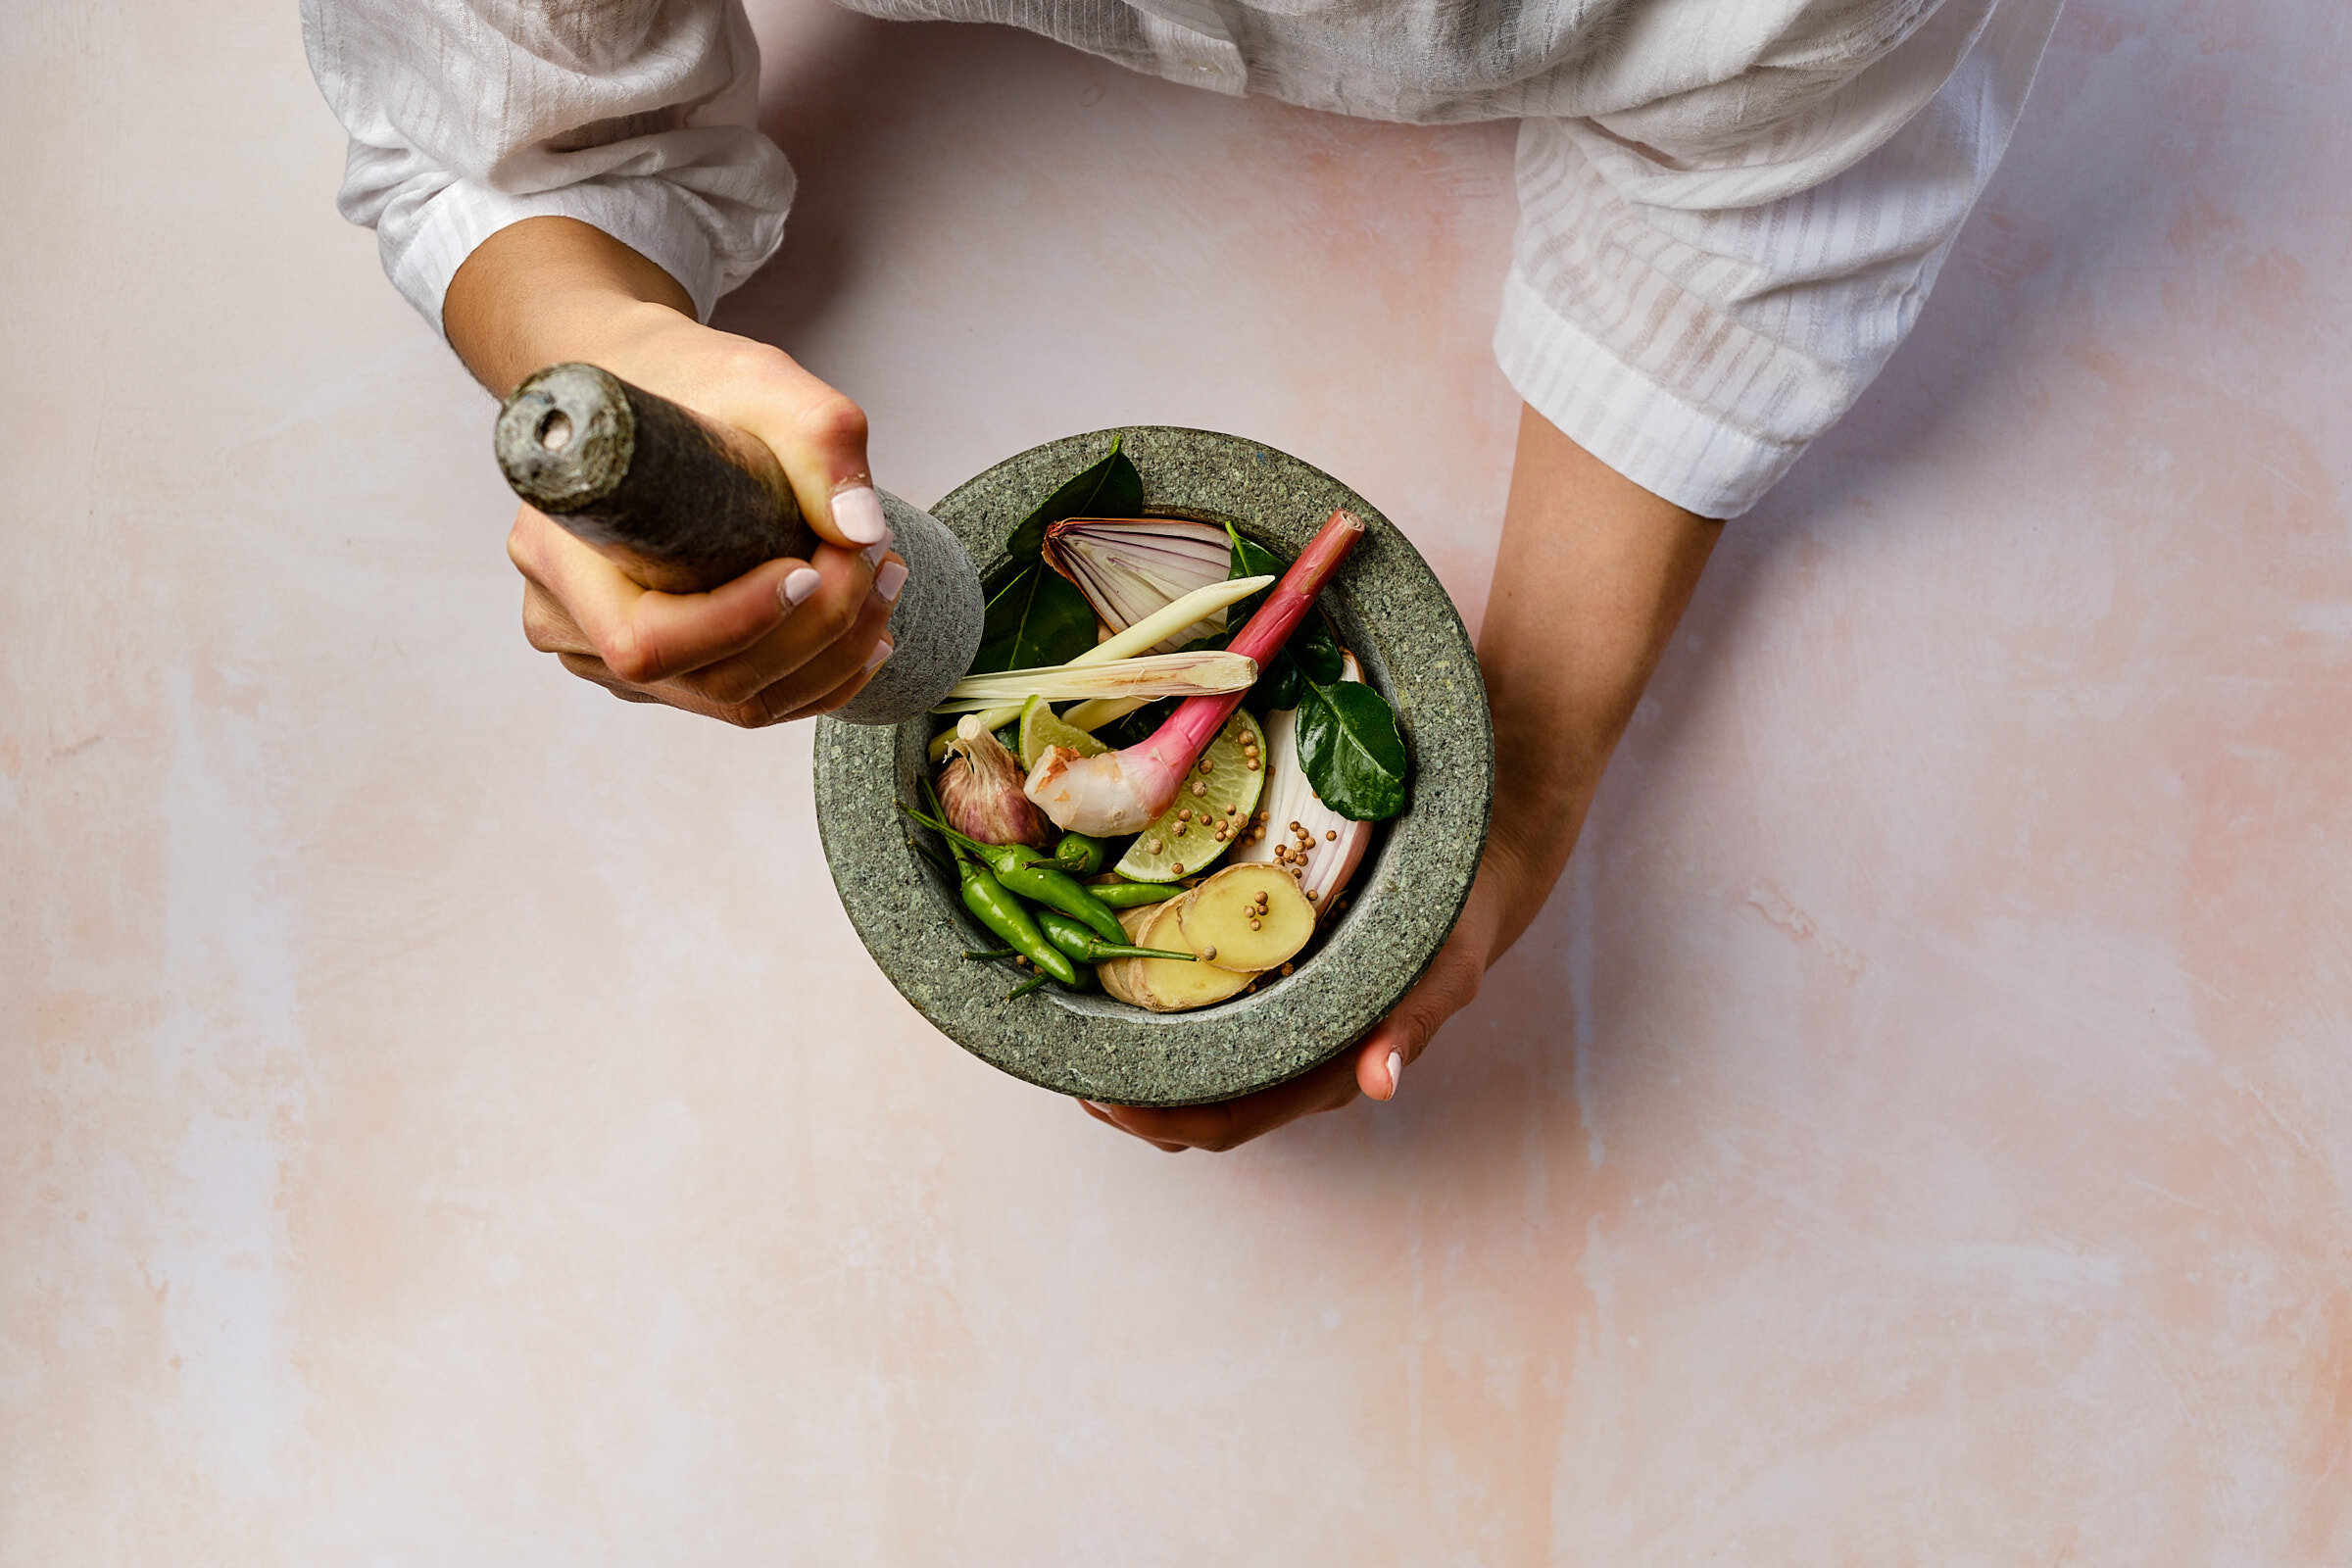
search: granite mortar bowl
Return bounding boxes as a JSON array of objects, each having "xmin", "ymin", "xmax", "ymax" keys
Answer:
[{"xmin": 812, "ymin": 427, "xmax": 1494, "ymax": 1107}]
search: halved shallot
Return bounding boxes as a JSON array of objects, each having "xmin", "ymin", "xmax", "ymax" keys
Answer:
[{"xmin": 1043, "ymin": 516, "xmax": 1235, "ymax": 650}]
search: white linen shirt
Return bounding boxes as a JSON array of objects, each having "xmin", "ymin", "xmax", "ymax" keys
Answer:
[{"xmin": 302, "ymin": 0, "xmax": 2062, "ymax": 516}]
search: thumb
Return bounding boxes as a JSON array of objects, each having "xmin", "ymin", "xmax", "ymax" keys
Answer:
[{"xmin": 1353, "ymin": 939, "xmax": 1485, "ymax": 1102}]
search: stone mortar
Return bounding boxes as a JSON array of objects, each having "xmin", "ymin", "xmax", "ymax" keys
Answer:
[{"xmin": 813, "ymin": 428, "xmax": 1494, "ymax": 1107}]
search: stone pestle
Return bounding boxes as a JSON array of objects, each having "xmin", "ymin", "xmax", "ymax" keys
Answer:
[{"xmin": 492, "ymin": 363, "xmax": 982, "ymax": 725}]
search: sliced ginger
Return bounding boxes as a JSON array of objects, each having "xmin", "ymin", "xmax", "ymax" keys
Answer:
[
  {"xmin": 1096, "ymin": 865, "xmax": 1319, "ymax": 1011},
  {"xmin": 1097, "ymin": 902, "xmax": 1253, "ymax": 1012},
  {"xmin": 1178, "ymin": 862, "xmax": 1313, "ymax": 974}
]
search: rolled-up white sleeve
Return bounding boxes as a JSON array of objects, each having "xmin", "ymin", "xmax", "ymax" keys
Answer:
[
  {"xmin": 301, "ymin": 0, "xmax": 794, "ymax": 331},
  {"xmin": 1496, "ymin": 0, "xmax": 2063, "ymax": 517}
]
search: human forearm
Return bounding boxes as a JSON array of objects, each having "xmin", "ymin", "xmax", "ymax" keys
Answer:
[
  {"xmin": 443, "ymin": 216, "xmax": 700, "ymax": 397},
  {"xmin": 1476, "ymin": 403, "xmax": 1722, "ymax": 956}
]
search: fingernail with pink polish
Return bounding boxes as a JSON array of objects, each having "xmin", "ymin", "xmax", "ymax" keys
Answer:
[
  {"xmin": 861, "ymin": 638, "xmax": 894, "ymax": 674},
  {"xmin": 1386, "ymin": 1050, "xmax": 1403, "ymax": 1099},
  {"xmin": 860, "ymin": 538, "xmax": 893, "ymax": 570},
  {"xmin": 874, "ymin": 560, "xmax": 907, "ymax": 603},
  {"xmin": 833, "ymin": 486, "xmax": 888, "ymax": 546},
  {"xmin": 779, "ymin": 566, "xmax": 822, "ymax": 609}
]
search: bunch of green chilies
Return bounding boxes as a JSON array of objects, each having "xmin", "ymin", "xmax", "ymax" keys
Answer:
[{"xmin": 903, "ymin": 802, "xmax": 1198, "ymax": 1001}]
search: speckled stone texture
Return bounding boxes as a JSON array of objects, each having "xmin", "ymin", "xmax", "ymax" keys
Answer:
[
  {"xmin": 814, "ymin": 428, "xmax": 1494, "ymax": 1106},
  {"xmin": 827, "ymin": 490, "xmax": 985, "ymax": 726}
]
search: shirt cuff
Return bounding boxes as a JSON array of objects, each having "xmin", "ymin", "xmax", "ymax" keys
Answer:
[
  {"xmin": 384, "ymin": 176, "xmax": 727, "ymax": 336},
  {"xmin": 1493, "ymin": 267, "xmax": 1804, "ymax": 520}
]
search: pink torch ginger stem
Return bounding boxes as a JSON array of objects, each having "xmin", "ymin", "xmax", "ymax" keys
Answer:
[
  {"xmin": 1023, "ymin": 510, "xmax": 1368, "ymax": 835},
  {"xmin": 1153, "ymin": 510, "xmax": 1366, "ymax": 754}
]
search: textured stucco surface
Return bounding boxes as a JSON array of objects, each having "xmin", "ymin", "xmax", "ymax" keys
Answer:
[{"xmin": 5, "ymin": 1, "xmax": 2350, "ymax": 1563}]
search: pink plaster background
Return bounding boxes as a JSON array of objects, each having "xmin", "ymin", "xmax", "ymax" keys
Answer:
[{"xmin": 5, "ymin": 2, "xmax": 2349, "ymax": 1562}]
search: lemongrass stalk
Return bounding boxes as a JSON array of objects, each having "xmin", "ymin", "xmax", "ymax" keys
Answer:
[
  {"xmin": 1058, "ymin": 695, "xmax": 1149, "ymax": 732},
  {"xmin": 932, "ymin": 651, "xmax": 1257, "ymax": 712},
  {"xmin": 1022, "ymin": 512, "xmax": 1368, "ymax": 835},
  {"xmin": 928, "ymin": 574, "xmax": 1274, "ymax": 758},
  {"xmin": 1089, "ymin": 574, "xmax": 1271, "ymax": 662}
]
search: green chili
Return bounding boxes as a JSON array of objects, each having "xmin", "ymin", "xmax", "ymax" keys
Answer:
[
  {"xmin": 1052, "ymin": 832, "xmax": 1107, "ymax": 877},
  {"xmin": 903, "ymin": 802, "xmax": 1046, "ymax": 869},
  {"xmin": 997, "ymin": 862, "xmax": 1126, "ymax": 945},
  {"xmin": 1005, "ymin": 971, "xmax": 1052, "ymax": 1001},
  {"xmin": 1079, "ymin": 877, "xmax": 1183, "ymax": 908},
  {"xmin": 950, "ymin": 848, "xmax": 1080, "ymax": 987},
  {"xmin": 1034, "ymin": 907, "xmax": 1199, "ymax": 966},
  {"xmin": 903, "ymin": 804, "xmax": 1128, "ymax": 945}
]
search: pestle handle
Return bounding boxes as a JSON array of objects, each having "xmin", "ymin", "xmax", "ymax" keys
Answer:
[
  {"xmin": 493, "ymin": 363, "xmax": 822, "ymax": 596},
  {"xmin": 491, "ymin": 361, "xmax": 987, "ymax": 727}
]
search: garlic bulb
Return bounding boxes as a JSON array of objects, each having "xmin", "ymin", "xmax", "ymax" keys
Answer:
[{"xmin": 938, "ymin": 715, "xmax": 1053, "ymax": 849}]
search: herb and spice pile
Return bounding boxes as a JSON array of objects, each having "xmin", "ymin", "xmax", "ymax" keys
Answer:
[{"xmin": 902, "ymin": 440, "xmax": 1413, "ymax": 1013}]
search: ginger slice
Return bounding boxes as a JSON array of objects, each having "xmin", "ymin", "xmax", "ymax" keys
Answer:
[
  {"xmin": 1097, "ymin": 903, "xmax": 1252, "ymax": 1012},
  {"xmin": 1176, "ymin": 862, "xmax": 1314, "ymax": 974}
]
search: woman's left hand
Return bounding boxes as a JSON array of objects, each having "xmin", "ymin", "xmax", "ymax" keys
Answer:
[{"xmin": 1077, "ymin": 847, "xmax": 1518, "ymax": 1152}]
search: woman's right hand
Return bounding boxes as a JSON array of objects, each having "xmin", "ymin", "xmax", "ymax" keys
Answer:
[
  {"xmin": 507, "ymin": 492, "xmax": 902, "ymax": 725},
  {"xmin": 448, "ymin": 217, "xmax": 906, "ymax": 726}
]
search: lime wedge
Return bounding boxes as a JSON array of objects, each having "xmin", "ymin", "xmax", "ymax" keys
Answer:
[
  {"xmin": 1019, "ymin": 694, "xmax": 1109, "ymax": 772},
  {"xmin": 1111, "ymin": 709, "xmax": 1266, "ymax": 883}
]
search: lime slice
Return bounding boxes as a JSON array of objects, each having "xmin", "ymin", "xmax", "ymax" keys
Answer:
[
  {"xmin": 1019, "ymin": 694, "xmax": 1109, "ymax": 772},
  {"xmin": 1111, "ymin": 710, "xmax": 1266, "ymax": 883}
]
